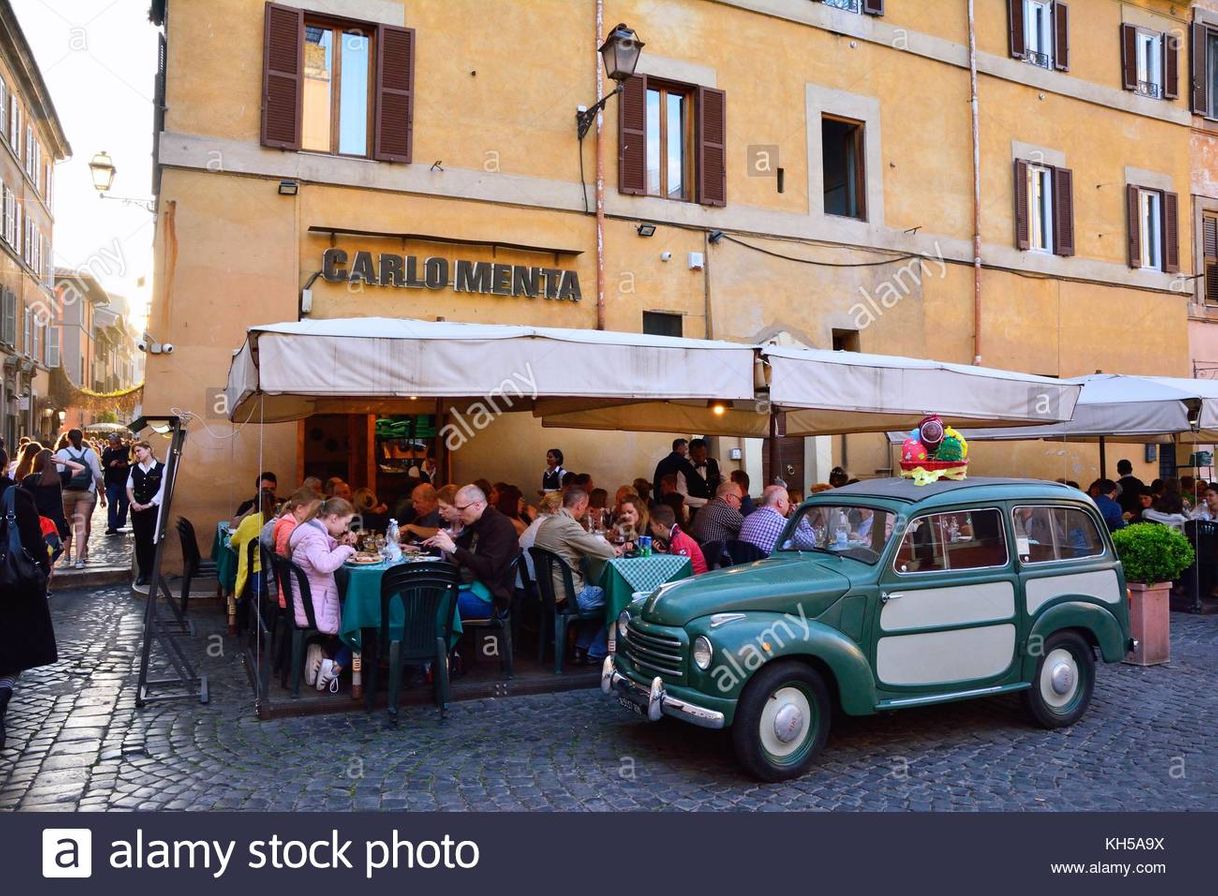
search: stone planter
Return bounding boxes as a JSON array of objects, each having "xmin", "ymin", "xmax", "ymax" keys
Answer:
[{"xmin": 1125, "ymin": 582, "xmax": 1171, "ymax": 666}]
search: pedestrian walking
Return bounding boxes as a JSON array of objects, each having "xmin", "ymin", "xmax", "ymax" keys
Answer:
[
  {"xmin": 54, "ymin": 429, "xmax": 105, "ymax": 569},
  {"xmin": 126, "ymin": 441, "xmax": 167, "ymax": 587},
  {"xmin": 101, "ymin": 433, "xmax": 131, "ymax": 534},
  {"xmin": 0, "ymin": 446, "xmax": 55, "ymax": 751}
]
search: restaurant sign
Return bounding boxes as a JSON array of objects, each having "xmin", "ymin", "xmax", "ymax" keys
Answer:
[{"xmin": 321, "ymin": 249, "xmax": 582, "ymax": 302}]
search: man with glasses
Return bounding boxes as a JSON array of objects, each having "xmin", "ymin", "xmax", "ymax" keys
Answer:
[
  {"xmin": 738, "ymin": 485, "xmax": 795, "ymax": 557},
  {"xmin": 691, "ymin": 481, "xmax": 746, "ymax": 545},
  {"xmin": 423, "ymin": 484, "xmax": 519, "ymax": 620}
]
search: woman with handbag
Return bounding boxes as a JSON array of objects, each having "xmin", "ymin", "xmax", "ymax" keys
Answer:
[{"xmin": 0, "ymin": 446, "xmax": 55, "ymax": 750}]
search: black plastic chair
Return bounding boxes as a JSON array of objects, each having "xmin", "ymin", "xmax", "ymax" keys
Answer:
[
  {"xmin": 176, "ymin": 517, "xmax": 219, "ymax": 616},
  {"xmin": 459, "ymin": 554, "xmax": 519, "ymax": 680},
  {"xmin": 700, "ymin": 539, "xmax": 727, "ymax": 570},
  {"xmin": 724, "ymin": 539, "xmax": 766, "ymax": 565},
  {"xmin": 366, "ymin": 563, "xmax": 460, "ymax": 724},
  {"xmin": 529, "ymin": 546, "xmax": 604, "ymax": 675},
  {"xmin": 268, "ymin": 554, "xmax": 322, "ymax": 698}
]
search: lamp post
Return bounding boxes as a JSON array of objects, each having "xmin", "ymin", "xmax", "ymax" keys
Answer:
[
  {"xmin": 575, "ymin": 23, "xmax": 644, "ymax": 140},
  {"xmin": 88, "ymin": 151, "xmax": 156, "ymax": 212}
]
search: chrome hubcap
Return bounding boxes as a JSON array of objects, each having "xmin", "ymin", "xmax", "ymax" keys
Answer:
[
  {"xmin": 1050, "ymin": 662, "xmax": 1074, "ymax": 696},
  {"xmin": 773, "ymin": 703, "xmax": 804, "ymax": 744}
]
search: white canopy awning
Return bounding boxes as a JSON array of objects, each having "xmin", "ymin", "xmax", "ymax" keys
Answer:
[
  {"xmin": 540, "ymin": 345, "xmax": 1081, "ymax": 435},
  {"xmin": 224, "ymin": 317, "xmax": 758, "ymax": 424},
  {"xmin": 957, "ymin": 374, "xmax": 1216, "ymax": 443}
]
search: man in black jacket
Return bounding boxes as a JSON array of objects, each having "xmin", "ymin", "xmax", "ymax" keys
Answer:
[
  {"xmin": 424, "ymin": 485, "xmax": 519, "ymax": 617},
  {"xmin": 1115, "ymin": 459, "xmax": 1146, "ymax": 517},
  {"xmin": 652, "ymin": 439, "xmax": 698, "ymax": 504}
]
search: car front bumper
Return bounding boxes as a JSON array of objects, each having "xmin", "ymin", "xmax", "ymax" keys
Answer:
[{"xmin": 601, "ymin": 656, "xmax": 726, "ymax": 729}]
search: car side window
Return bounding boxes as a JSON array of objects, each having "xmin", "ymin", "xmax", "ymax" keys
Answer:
[
  {"xmin": 894, "ymin": 509, "xmax": 1008, "ymax": 574},
  {"xmin": 1013, "ymin": 505, "xmax": 1105, "ymax": 563}
]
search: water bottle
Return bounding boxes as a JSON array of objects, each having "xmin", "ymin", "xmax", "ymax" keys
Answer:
[
  {"xmin": 834, "ymin": 523, "xmax": 849, "ymax": 549},
  {"xmin": 384, "ymin": 519, "xmax": 402, "ymax": 563}
]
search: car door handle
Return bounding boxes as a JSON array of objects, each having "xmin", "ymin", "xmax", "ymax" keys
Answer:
[{"xmin": 881, "ymin": 591, "xmax": 904, "ymax": 603}]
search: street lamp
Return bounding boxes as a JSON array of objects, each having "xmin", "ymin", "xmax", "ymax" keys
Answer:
[
  {"xmin": 575, "ymin": 23, "xmax": 644, "ymax": 140},
  {"xmin": 88, "ymin": 150, "xmax": 156, "ymax": 212}
]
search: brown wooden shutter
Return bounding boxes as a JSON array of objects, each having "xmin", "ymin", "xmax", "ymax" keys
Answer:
[
  {"xmin": 1053, "ymin": 2, "xmax": 1069, "ymax": 71},
  {"xmin": 374, "ymin": 25, "xmax": 415, "ymax": 162},
  {"xmin": 1165, "ymin": 31, "xmax": 1179, "ymax": 100},
  {"xmin": 1014, "ymin": 160, "xmax": 1030, "ymax": 250},
  {"xmin": 697, "ymin": 86, "xmax": 727, "ymax": 207},
  {"xmin": 1203, "ymin": 215, "xmax": 1218, "ymax": 303},
  {"xmin": 1127, "ymin": 184, "xmax": 1142, "ymax": 268},
  {"xmin": 1121, "ymin": 24, "xmax": 1138, "ymax": 91},
  {"xmin": 260, "ymin": 2, "xmax": 303, "ymax": 150},
  {"xmin": 862, "ymin": 0, "xmax": 884, "ymax": 14},
  {"xmin": 1052, "ymin": 166, "xmax": 1074, "ymax": 257},
  {"xmin": 1163, "ymin": 190, "xmax": 1179, "ymax": 273},
  {"xmin": 1193, "ymin": 22, "xmax": 1210, "ymax": 116},
  {"xmin": 618, "ymin": 75, "xmax": 646, "ymax": 195},
  {"xmin": 1009, "ymin": 0, "xmax": 1026, "ymax": 59}
]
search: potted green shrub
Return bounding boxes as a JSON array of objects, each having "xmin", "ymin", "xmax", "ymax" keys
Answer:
[{"xmin": 1110, "ymin": 523, "xmax": 1194, "ymax": 666}]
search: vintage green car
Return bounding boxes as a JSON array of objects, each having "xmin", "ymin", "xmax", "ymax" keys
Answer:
[{"xmin": 602, "ymin": 478, "xmax": 1135, "ymax": 781}]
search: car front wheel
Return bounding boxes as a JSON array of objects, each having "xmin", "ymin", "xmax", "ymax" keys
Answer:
[
  {"xmin": 1023, "ymin": 631, "xmax": 1095, "ymax": 729},
  {"xmin": 731, "ymin": 660, "xmax": 830, "ymax": 782}
]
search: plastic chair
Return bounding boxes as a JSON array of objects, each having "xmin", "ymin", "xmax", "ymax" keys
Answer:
[
  {"xmin": 459, "ymin": 554, "xmax": 519, "ymax": 680},
  {"xmin": 176, "ymin": 517, "xmax": 219, "ymax": 616},
  {"xmin": 367, "ymin": 563, "xmax": 460, "ymax": 724},
  {"xmin": 529, "ymin": 546, "xmax": 604, "ymax": 674},
  {"xmin": 268, "ymin": 554, "xmax": 322, "ymax": 698},
  {"xmin": 724, "ymin": 539, "xmax": 766, "ymax": 565}
]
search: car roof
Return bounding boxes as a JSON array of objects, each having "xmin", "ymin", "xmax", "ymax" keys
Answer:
[{"xmin": 806, "ymin": 477, "xmax": 1087, "ymax": 509}]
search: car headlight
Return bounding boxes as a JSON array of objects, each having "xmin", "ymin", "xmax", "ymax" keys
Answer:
[
  {"xmin": 692, "ymin": 635, "xmax": 713, "ymax": 671},
  {"xmin": 617, "ymin": 611, "xmax": 630, "ymax": 640}
]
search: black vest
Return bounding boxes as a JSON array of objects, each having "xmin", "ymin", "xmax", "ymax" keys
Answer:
[{"xmin": 131, "ymin": 461, "xmax": 163, "ymax": 505}]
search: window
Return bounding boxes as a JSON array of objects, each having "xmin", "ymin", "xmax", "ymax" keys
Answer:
[
  {"xmin": 645, "ymin": 83, "xmax": 692, "ymax": 200},
  {"xmin": 1013, "ymin": 506, "xmax": 1104, "ymax": 563},
  {"xmin": 301, "ymin": 22, "xmax": 372, "ymax": 156},
  {"xmin": 822, "ymin": 116, "xmax": 866, "ymax": 220},
  {"xmin": 819, "ymin": 0, "xmax": 885, "ymax": 14},
  {"xmin": 45, "ymin": 324, "xmax": 58, "ymax": 368},
  {"xmin": 1, "ymin": 184, "xmax": 13, "ymax": 246},
  {"xmin": 1014, "ymin": 159, "xmax": 1074, "ymax": 256},
  {"xmin": 618, "ymin": 75, "xmax": 726, "ymax": 206},
  {"xmin": 0, "ymin": 288, "xmax": 15, "ymax": 346},
  {"xmin": 7, "ymin": 93, "xmax": 18, "ymax": 148},
  {"xmin": 1202, "ymin": 213, "xmax": 1218, "ymax": 304},
  {"xmin": 260, "ymin": 3, "xmax": 414, "ymax": 163},
  {"xmin": 1190, "ymin": 20, "xmax": 1218, "ymax": 117},
  {"xmin": 1122, "ymin": 24, "xmax": 1177, "ymax": 100},
  {"xmin": 642, "ymin": 311, "xmax": 682, "ymax": 338},
  {"xmin": 23, "ymin": 305, "xmax": 32, "ymax": 358},
  {"xmin": 1126, "ymin": 184, "xmax": 1178, "ymax": 272},
  {"xmin": 0, "ymin": 79, "xmax": 6, "ymax": 143},
  {"xmin": 1009, "ymin": 1, "xmax": 1069, "ymax": 71},
  {"xmin": 894, "ymin": 509, "xmax": 1009, "ymax": 574}
]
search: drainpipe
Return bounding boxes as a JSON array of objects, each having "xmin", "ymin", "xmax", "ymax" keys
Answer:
[
  {"xmin": 594, "ymin": 0, "xmax": 607, "ymax": 331},
  {"xmin": 967, "ymin": 0, "xmax": 983, "ymax": 365}
]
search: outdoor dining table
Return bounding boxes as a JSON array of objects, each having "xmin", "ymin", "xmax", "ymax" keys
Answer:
[
  {"xmin": 210, "ymin": 521, "xmax": 238, "ymax": 595},
  {"xmin": 598, "ymin": 554, "xmax": 692, "ymax": 652},
  {"xmin": 336, "ymin": 556, "xmax": 464, "ymax": 700}
]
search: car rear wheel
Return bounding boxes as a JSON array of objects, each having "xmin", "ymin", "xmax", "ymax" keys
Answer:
[
  {"xmin": 731, "ymin": 661, "xmax": 830, "ymax": 782},
  {"xmin": 1023, "ymin": 631, "xmax": 1095, "ymax": 729}
]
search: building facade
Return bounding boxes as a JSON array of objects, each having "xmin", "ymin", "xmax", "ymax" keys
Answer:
[
  {"xmin": 0, "ymin": 0, "xmax": 68, "ymax": 448},
  {"xmin": 147, "ymin": 0, "xmax": 1194, "ymax": 539}
]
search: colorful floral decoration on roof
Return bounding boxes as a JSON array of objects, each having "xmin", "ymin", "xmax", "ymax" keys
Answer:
[{"xmin": 899, "ymin": 416, "xmax": 969, "ymax": 485}]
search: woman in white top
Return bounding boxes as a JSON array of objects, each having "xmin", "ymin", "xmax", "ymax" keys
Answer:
[{"xmin": 54, "ymin": 429, "xmax": 105, "ymax": 568}]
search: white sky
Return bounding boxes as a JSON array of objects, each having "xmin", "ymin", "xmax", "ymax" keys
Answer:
[{"xmin": 12, "ymin": 0, "xmax": 157, "ymax": 332}]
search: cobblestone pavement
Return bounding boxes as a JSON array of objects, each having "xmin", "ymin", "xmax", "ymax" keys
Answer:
[
  {"xmin": 2, "ymin": 582, "xmax": 1216, "ymax": 812},
  {"xmin": 56, "ymin": 501, "xmax": 134, "ymax": 571}
]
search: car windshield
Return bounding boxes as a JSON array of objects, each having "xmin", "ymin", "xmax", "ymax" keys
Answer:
[{"xmin": 775, "ymin": 504, "xmax": 895, "ymax": 564}]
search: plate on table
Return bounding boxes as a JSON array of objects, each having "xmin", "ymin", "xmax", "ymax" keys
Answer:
[{"xmin": 347, "ymin": 553, "xmax": 383, "ymax": 566}]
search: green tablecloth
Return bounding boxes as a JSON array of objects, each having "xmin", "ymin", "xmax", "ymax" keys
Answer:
[
  {"xmin": 337, "ymin": 558, "xmax": 462, "ymax": 651},
  {"xmin": 599, "ymin": 555, "xmax": 692, "ymax": 625},
  {"xmin": 211, "ymin": 522, "xmax": 237, "ymax": 595}
]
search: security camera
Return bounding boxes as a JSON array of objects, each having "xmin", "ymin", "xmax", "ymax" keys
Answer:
[
  {"xmin": 162, "ymin": 343, "xmax": 174, "ymax": 354},
  {"xmin": 137, "ymin": 340, "xmax": 148, "ymax": 353}
]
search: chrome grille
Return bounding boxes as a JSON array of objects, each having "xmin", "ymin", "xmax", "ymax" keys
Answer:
[{"xmin": 623, "ymin": 620, "xmax": 684, "ymax": 679}]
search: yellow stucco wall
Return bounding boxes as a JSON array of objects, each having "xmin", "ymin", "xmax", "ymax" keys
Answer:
[{"xmin": 147, "ymin": 0, "xmax": 1197, "ymax": 552}]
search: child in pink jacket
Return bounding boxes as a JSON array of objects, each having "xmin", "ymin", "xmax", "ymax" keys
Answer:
[{"xmin": 288, "ymin": 497, "xmax": 358, "ymax": 692}]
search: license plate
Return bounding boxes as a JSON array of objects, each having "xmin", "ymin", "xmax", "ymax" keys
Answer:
[{"xmin": 617, "ymin": 695, "xmax": 644, "ymax": 716}]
